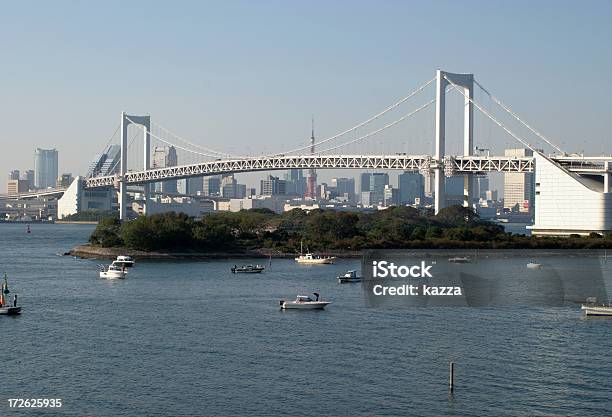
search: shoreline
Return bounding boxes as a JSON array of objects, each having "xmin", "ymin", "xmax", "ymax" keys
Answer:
[
  {"xmin": 69, "ymin": 244, "xmax": 610, "ymax": 261},
  {"xmin": 69, "ymin": 244, "xmax": 364, "ymax": 260}
]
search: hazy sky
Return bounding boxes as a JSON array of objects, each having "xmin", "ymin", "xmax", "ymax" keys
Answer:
[{"xmin": 1, "ymin": 1, "xmax": 611, "ymax": 191}]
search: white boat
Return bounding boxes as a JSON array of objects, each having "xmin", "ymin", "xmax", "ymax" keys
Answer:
[
  {"xmin": 581, "ymin": 301, "xmax": 612, "ymax": 316},
  {"xmin": 280, "ymin": 293, "xmax": 331, "ymax": 310},
  {"xmin": 338, "ymin": 270, "xmax": 361, "ymax": 283},
  {"xmin": 448, "ymin": 257, "xmax": 471, "ymax": 263},
  {"xmin": 526, "ymin": 262, "xmax": 542, "ymax": 269},
  {"xmin": 114, "ymin": 255, "xmax": 135, "ymax": 268},
  {"xmin": 99, "ymin": 262, "xmax": 128, "ymax": 279},
  {"xmin": 295, "ymin": 241, "xmax": 336, "ymax": 264},
  {"xmin": 0, "ymin": 274, "xmax": 21, "ymax": 315},
  {"xmin": 295, "ymin": 253, "xmax": 336, "ymax": 264}
]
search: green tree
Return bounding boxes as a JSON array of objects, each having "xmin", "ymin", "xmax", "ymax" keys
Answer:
[{"xmin": 89, "ymin": 215, "xmax": 123, "ymax": 247}]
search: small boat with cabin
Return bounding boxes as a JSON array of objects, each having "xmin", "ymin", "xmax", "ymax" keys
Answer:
[
  {"xmin": 231, "ymin": 264, "xmax": 265, "ymax": 273},
  {"xmin": 99, "ymin": 262, "xmax": 128, "ymax": 279},
  {"xmin": 0, "ymin": 274, "xmax": 21, "ymax": 315},
  {"xmin": 581, "ymin": 297, "xmax": 612, "ymax": 316},
  {"xmin": 526, "ymin": 262, "xmax": 542, "ymax": 269},
  {"xmin": 338, "ymin": 270, "xmax": 362, "ymax": 283},
  {"xmin": 280, "ymin": 293, "xmax": 331, "ymax": 310},
  {"xmin": 295, "ymin": 242, "xmax": 336, "ymax": 264}
]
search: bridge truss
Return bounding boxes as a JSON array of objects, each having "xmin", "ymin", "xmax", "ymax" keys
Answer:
[{"xmin": 84, "ymin": 154, "xmax": 535, "ymax": 188}]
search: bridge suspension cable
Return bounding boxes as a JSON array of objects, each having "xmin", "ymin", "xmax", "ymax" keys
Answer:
[
  {"xmin": 314, "ymin": 98, "xmax": 436, "ymax": 154},
  {"xmin": 271, "ymin": 76, "xmax": 436, "ymax": 156},
  {"xmin": 474, "ymin": 78, "xmax": 564, "ymax": 154},
  {"xmin": 151, "ymin": 121, "xmax": 235, "ymax": 157},
  {"xmin": 103, "ymin": 126, "xmax": 146, "ymax": 176},
  {"xmin": 125, "ymin": 117, "xmax": 242, "ymax": 159},
  {"xmin": 444, "ymin": 75, "xmax": 535, "ymax": 152}
]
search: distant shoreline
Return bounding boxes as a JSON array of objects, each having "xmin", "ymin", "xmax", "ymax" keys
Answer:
[
  {"xmin": 69, "ymin": 244, "xmax": 364, "ymax": 260},
  {"xmin": 56, "ymin": 220, "xmax": 99, "ymax": 225},
  {"xmin": 69, "ymin": 244, "xmax": 610, "ymax": 261}
]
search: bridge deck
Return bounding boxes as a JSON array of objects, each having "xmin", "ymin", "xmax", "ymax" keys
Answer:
[{"xmin": 85, "ymin": 154, "xmax": 537, "ymax": 188}]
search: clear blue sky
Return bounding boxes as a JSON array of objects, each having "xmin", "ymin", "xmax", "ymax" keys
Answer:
[{"xmin": 1, "ymin": 0, "xmax": 611, "ymax": 191}]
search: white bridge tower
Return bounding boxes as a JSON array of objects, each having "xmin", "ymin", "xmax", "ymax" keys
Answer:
[
  {"xmin": 119, "ymin": 112, "xmax": 150, "ymax": 220},
  {"xmin": 434, "ymin": 70, "xmax": 474, "ymax": 214}
]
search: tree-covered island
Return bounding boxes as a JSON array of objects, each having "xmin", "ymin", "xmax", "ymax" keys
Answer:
[{"xmin": 85, "ymin": 206, "xmax": 612, "ymax": 254}]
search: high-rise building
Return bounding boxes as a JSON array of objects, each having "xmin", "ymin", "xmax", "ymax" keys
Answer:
[
  {"xmin": 221, "ymin": 174, "xmax": 239, "ymax": 198},
  {"xmin": 398, "ymin": 172, "xmax": 424, "ymax": 205},
  {"xmin": 445, "ymin": 176, "xmax": 465, "ymax": 206},
  {"xmin": 7, "ymin": 180, "xmax": 29, "ymax": 195},
  {"xmin": 203, "ymin": 176, "xmax": 221, "ymax": 196},
  {"xmin": 236, "ymin": 184, "xmax": 247, "ymax": 199},
  {"xmin": 285, "ymin": 169, "xmax": 306, "ymax": 196},
  {"xmin": 261, "ymin": 175, "xmax": 287, "ymax": 196},
  {"xmin": 475, "ymin": 175, "xmax": 489, "ymax": 199},
  {"xmin": 331, "ymin": 178, "xmax": 355, "ymax": 202},
  {"xmin": 361, "ymin": 191, "xmax": 372, "ymax": 206},
  {"xmin": 34, "ymin": 148, "xmax": 58, "ymax": 189},
  {"xmin": 383, "ymin": 185, "xmax": 400, "ymax": 206},
  {"xmin": 21, "ymin": 170, "xmax": 34, "ymax": 190},
  {"xmin": 86, "ymin": 144, "xmax": 121, "ymax": 178},
  {"xmin": 360, "ymin": 173, "xmax": 371, "ymax": 194},
  {"xmin": 424, "ymin": 174, "xmax": 434, "ymax": 197},
  {"xmin": 504, "ymin": 148, "xmax": 535, "ymax": 213},
  {"xmin": 177, "ymin": 177, "xmax": 204, "ymax": 196},
  {"xmin": 57, "ymin": 173, "xmax": 74, "ymax": 188},
  {"xmin": 152, "ymin": 146, "xmax": 178, "ymax": 194},
  {"xmin": 8, "ymin": 170, "xmax": 20, "ymax": 180},
  {"xmin": 366, "ymin": 173, "xmax": 389, "ymax": 205}
]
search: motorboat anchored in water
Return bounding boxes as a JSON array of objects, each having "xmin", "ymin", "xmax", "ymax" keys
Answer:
[
  {"xmin": 338, "ymin": 270, "xmax": 362, "ymax": 283},
  {"xmin": 581, "ymin": 298, "xmax": 612, "ymax": 316},
  {"xmin": 99, "ymin": 262, "xmax": 128, "ymax": 279},
  {"xmin": 295, "ymin": 242, "xmax": 336, "ymax": 264},
  {"xmin": 526, "ymin": 262, "xmax": 543, "ymax": 269},
  {"xmin": 448, "ymin": 256, "xmax": 471, "ymax": 264},
  {"xmin": 114, "ymin": 255, "xmax": 135, "ymax": 268},
  {"xmin": 0, "ymin": 273, "xmax": 21, "ymax": 315},
  {"xmin": 295, "ymin": 253, "xmax": 336, "ymax": 264},
  {"xmin": 231, "ymin": 264, "xmax": 265, "ymax": 273},
  {"xmin": 280, "ymin": 293, "xmax": 331, "ymax": 310}
]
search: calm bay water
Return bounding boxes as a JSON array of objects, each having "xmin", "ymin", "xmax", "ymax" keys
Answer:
[{"xmin": 1, "ymin": 223, "xmax": 610, "ymax": 416}]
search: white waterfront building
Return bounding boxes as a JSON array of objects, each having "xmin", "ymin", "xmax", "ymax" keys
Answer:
[
  {"xmin": 529, "ymin": 153, "xmax": 612, "ymax": 236},
  {"xmin": 57, "ymin": 176, "xmax": 113, "ymax": 219}
]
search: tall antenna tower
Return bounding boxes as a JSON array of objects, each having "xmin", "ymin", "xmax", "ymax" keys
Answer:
[{"xmin": 305, "ymin": 116, "xmax": 317, "ymax": 199}]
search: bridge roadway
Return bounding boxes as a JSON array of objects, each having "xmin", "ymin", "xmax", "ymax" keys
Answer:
[{"xmin": 84, "ymin": 154, "xmax": 538, "ymax": 188}]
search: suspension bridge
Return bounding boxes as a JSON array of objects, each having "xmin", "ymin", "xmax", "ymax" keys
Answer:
[{"xmin": 13, "ymin": 70, "xmax": 612, "ymax": 234}]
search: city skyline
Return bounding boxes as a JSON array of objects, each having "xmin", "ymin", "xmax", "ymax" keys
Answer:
[{"xmin": 1, "ymin": 1, "xmax": 612, "ymax": 193}]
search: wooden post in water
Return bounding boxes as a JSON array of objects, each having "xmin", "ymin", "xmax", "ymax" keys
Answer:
[{"xmin": 449, "ymin": 362, "xmax": 455, "ymax": 393}]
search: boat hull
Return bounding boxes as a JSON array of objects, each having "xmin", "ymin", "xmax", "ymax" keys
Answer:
[
  {"xmin": 581, "ymin": 305, "xmax": 612, "ymax": 316},
  {"xmin": 231, "ymin": 267, "xmax": 265, "ymax": 273},
  {"xmin": 0, "ymin": 306, "xmax": 21, "ymax": 315},
  {"xmin": 338, "ymin": 277, "xmax": 361, "ymax": 283},
  {"xmin": 295, "ymin": 258, "xmax": 336, "ymax": 265},
  {"xmin": 280, "ymin": 301, "xmax": 331, "ymax": 310},
  {"xmin": 100, "ymin": 271, "xmax": 127, "ymax": 279}
]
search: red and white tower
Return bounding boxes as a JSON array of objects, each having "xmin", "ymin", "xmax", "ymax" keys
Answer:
[{"xmin": 305, "ymin": 117, "xmax": 317, "ymax": 199}]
